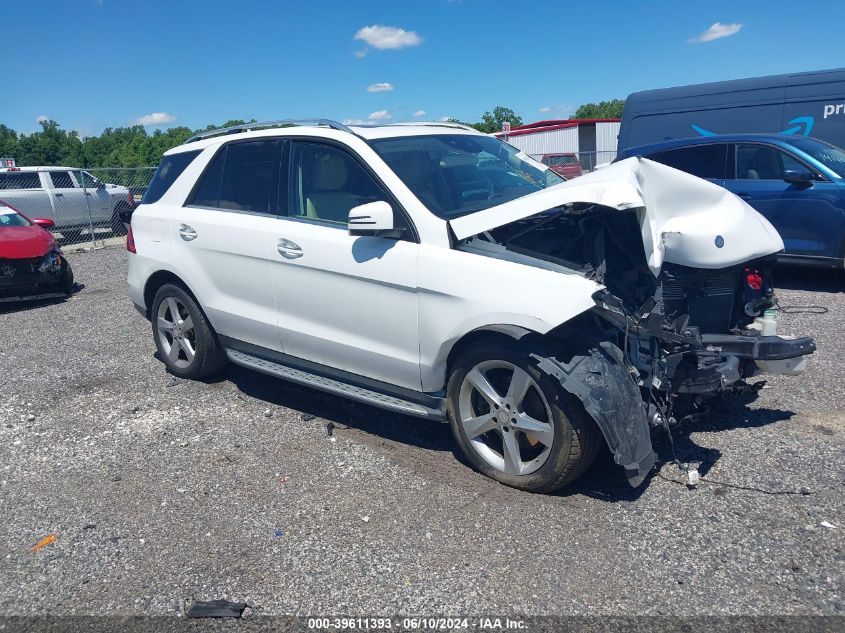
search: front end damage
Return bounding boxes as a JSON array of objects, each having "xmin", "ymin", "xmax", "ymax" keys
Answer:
[{"xmin": 451, "ymin": 158, "xmax": 817, "ymax": 486}]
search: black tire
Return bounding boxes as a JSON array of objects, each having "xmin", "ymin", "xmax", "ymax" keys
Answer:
[
  {"xmin": 447, "ymin": 339, "xmax": 601, "ymax": 493},
  {"xmin": 150, "ymin": 283, "xmax": 227, "ymax": 379},
  {"xmin": 59, "ymin": 259, "xmax": 74, "ymax": 293},
  {"xmin": 111, "ymin": 203, "xmax": 130, "ymax": 235}
]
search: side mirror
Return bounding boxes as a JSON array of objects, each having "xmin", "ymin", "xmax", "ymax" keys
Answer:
[
  {"xmin": 783, "ymin": 169, "xmax": 814, "ymax": 186},
  {"xmin": 33, "ymin": 218, "xmax": 55, "ymax": 229},
  {"xmin": 348, "ymin": 201, "xmax": 402, "ymax": 238}
]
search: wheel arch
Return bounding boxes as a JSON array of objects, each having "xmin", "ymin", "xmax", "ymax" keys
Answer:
[{"xmin": 143, "ymin": 270, "xmax": 202, "ymax": 320}]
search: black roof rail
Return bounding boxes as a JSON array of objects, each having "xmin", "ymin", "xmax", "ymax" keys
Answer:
[{"xmin": 185, "ymin": 119, "xmax": 356, "ymax": 144}]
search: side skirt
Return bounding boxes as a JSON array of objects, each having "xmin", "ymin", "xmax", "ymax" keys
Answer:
[{"xmin": 220, "ymin": 337, "xmax": 446, "ymax": 422}]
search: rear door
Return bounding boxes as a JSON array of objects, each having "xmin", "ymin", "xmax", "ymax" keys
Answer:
[
  {"xmin": 47, "ymin": 170, "xmax": 88, "ymax": 229},
  {"xmin": 269, "ymin": 139, "xmax": 421, "ymax": 390},
  {"xmin": 173, "ymin": 139, "xmax": 284, "ymax": 352},
  {"xmin": 723, "ymin": 143, "xmax": 843, "ymax": 258}
]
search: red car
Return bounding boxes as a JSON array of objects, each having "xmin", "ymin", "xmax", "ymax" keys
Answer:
[
  {"xmin": 541, "ymin": 153, "xmax": 584, "ymax": 179},
  {"xmin": 0, "ymin": 200, "xmax": 74, "ymax": 301}
]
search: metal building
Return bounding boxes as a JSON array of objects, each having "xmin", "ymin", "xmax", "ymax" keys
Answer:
[{"xmin": 496, "ymin": 119, "xmax": 621, "ymax": 171}]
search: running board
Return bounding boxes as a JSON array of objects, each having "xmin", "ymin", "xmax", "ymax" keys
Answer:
[{"xmin": 226, "ymin": 349, "xmax": 446, "ymax": 421}]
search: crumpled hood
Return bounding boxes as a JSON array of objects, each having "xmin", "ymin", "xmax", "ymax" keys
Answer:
[{"xmin": 449, "ymin": 157, "xmax": 785, "ymax": 276}]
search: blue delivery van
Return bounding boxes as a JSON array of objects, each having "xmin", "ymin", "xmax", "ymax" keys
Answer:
[{"xmin": 618, "ymin": 68, "xmax": 845, "ymax": 151}]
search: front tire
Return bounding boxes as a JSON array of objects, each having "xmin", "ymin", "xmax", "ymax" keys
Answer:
[
  {"xmin": 447, "ymin": 340, "xmax": 600, "ymax": 493},
  {"xmin": 151, "ymin": 283, "xmax": 227, "ymax": 379},
  {"xmin": 59, "ymin": 259, "xmax": 74, "ymax": 293}
]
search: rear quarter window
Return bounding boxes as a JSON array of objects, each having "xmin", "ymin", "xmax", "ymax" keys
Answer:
[{"xmin": 143, "ymin": 150, "xmax": 201, "ymax": 204}]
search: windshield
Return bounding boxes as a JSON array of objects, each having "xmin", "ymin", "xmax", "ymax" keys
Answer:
[
  {"xmin": 789, "ymin": 137, "xmax": 845, "ymax": 178},
  {"xmin": 371, "ymin": 134, "xmax": 564, "ymax": 218},
  {"xmin": 0, "ymin": 204, "xmax": 30, "ymax": 227}
]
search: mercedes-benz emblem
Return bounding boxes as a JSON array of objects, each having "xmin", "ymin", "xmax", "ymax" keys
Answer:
[{"xmin": 715, "ymin": 235, "xmax": 725, "ymax": 248}]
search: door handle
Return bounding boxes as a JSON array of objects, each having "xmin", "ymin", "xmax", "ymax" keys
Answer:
[
  {"xmin": 737, "ymin": 193, "xmax": 752, "ymax": 200},
  {"xmin": 178, "ymin": 224, "xmax": 198, "ymax": 241},
  {"xmin": 277, "ymin": 238, "xmax": 303, "ymax": 259},
  {"xmin": 85, "ymin": 192, "xmax": 92, "ymax": 196},
  {"xmin": 54, "ymin": 193, "xmax": 63, "ymax": 197}
]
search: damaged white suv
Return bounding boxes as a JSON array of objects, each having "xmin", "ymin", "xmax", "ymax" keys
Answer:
[{"xmin": 127, "ymin": 120, "xmax": 815, "ymax": 492}]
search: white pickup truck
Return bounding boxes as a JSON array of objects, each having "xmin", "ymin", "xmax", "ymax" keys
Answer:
[{"xmin": 0, "ymin": 166, "xmax": 134, "ymax": 234}]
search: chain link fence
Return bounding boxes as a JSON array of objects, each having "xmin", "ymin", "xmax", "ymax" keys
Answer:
[{"xmin": 0, "ymin": 167, "xmax": 156, "ymax": 248}]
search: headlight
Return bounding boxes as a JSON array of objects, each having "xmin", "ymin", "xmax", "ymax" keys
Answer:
[{"xmin": 37, "ymin": 252, "xmax": 61, "ymax": 273}]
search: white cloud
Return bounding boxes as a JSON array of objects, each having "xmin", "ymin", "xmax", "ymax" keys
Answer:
[
  {"xmin": 353, "ymin": 50, "xmax": 367, "ymax": 58},
  {"xmin": 688, "ymin": 22, "xmax": 743, "ymax": 44},
  {"xmin": 133, "ymin": 112, "xmax": 176, "ymax": 126},
  {"xmin": 413, "ymin": 110, "xmax": 427, "ymax": 117},
  {"xmin": 368, "ymin": 110, "xmax": 392, "ymax": 121},
  {"xmin": 36, "ymin": 115, "xmax": 49, "ymax": 123},
  {"xmin": 342, "ymin": 119, "xmax": 367, "ymax": 125},
  {"xmin": 538, "ymin": 106, "xmax": 551, "ymax": 113},
  {"xmin": 354, "ymin": 25, "xmax": 423, "ymax": 53},
  {"xmin": 367, "ymin": 82, "xmax": 394, "ymax": 93}
]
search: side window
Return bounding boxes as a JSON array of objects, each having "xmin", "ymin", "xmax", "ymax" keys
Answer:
[
  {"xmin": 734, "ymin": 144, "xmax": 808, "ymax": 180},
  {"xmin": 0, "ymin": 172, "xmax": 42, "ymax": 190},
  {"xmin": 188, "ymin": 148, "xmax": 226, "ymax": 208},
  {"xmin": 49, "ymin": 171, "xmax": 75, "ymax": 188},
  {"xmin": 289, "ymin": 142, "xmax": 387, "ymax": 226},
  {"xmin": 218, "ymin": 140, "xmax": 280, "ymax": 213},
  {"xmin": 77, "ymin": 171, "xmax": 101, "ymax": 188},
  {"xmin": 780, "ymin": 152, "xmax": 806, "ymax": 174},
  {"xmin": 648, "ymin": 144, "xmax": 727, "ymax": 180}
]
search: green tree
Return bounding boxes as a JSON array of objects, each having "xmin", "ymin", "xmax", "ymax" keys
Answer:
[
  {"xmin": 470, "ymin": 106, "xmax": 524, "ymax": 133},
  {"xmin": 573, "ymin": 99, "xmax": 624, "ymax": 119}
]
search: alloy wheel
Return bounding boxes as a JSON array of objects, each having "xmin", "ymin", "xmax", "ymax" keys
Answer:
[
  {"xmin": 457, "ymin": 360, "xmax": 555, "ymax": 476},
  {"xmin": 156, "ymin": 296, "xmax": 196, "ymax": 369}
]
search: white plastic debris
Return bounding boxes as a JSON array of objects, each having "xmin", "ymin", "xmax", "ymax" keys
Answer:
[
  {"xmin": 686, "ymin": 468, "xmax": 700, "ymax": 487},
  {"xmin": 362, "ymin": 516, "xmax": 370, "ymax": 523},
  {"xmin": 820, "ymin": 521, "xmax": 837, "ymax": 529}
]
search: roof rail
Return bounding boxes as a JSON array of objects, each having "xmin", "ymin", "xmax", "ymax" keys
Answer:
[
  {"xmin": 389, "ymin": 121, "xmax": 480, "ymax": 133},
  {"xmin": 185, "ymin": 119, "xmax": 356, "ymax": 144}
]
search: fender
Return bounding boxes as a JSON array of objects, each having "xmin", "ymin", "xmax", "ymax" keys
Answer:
[{"xmin": 531, "ymin": 343, "xmax": 655, "ymax": 487}]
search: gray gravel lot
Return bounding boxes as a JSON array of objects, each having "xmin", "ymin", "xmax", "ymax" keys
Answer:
[{"xmin": 0, "ymin": 246, "xmax": 843, "ymax": 619}]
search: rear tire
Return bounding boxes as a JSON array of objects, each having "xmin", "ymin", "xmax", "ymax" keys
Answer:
[
  {"xmin": 447, "ymin": 340, "xmax": 601, "ymax": 493},
  {"xmin": 151, "ymin": 283, "xmax": 227, "ymax": 379}
]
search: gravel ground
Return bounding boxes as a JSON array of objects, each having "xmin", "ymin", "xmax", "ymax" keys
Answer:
[{"xmin": 0, "ymin": 247, "xmax": 843, "ymax": 620}]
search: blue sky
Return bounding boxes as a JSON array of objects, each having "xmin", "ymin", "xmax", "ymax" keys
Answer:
[{"xmin": 4, "ymin": 0, "xmax": 844, "ymax": 135}]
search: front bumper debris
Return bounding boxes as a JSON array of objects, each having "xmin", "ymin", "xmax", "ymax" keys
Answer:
[
  {"xmin": 699, "ymin": 334, "xmax": 816, "ymax": 361},
  {"xmin": 532, "ymin": 343, "xmax": 655, "ymax": 488}
]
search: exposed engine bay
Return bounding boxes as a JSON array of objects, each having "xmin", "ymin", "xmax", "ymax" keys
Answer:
[{"xmin": 458, "ymin": 202, "xmax": 816, "ymax": 485}]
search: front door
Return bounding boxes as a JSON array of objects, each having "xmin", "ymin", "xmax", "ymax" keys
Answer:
[
  {"xmin": 724, "ymin": 143, "xmax": 844, "ymax": 258},
  {"xmin": 270, "ymin": 140, "xmax": 421, "ymax": 391}
]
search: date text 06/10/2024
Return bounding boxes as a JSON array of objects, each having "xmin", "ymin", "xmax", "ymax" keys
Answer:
[{"xmin": 306, "ymin": 617, "xmax": 527, "ymax": 630}]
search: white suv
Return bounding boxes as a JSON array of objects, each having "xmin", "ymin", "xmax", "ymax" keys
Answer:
[{"xmin": 127, "ymin": 119, "xmax": 815, "ymax": 492}]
